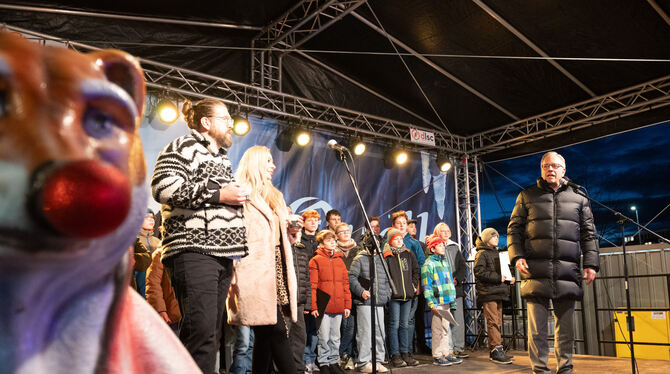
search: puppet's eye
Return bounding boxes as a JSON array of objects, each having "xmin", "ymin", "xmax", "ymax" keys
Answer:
[{"xmin": 82, "ymin": 107, "xmax": 117, "ymax": 139}]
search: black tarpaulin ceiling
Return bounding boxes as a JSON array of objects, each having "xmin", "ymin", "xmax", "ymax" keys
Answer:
[{"xmin": 1, "ymin": 0, "xmax": 669, "ymax": 160}]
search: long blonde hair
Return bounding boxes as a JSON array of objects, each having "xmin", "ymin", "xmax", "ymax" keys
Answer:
[{"xmin": 235, "ymin": 146, "xmax": 285, "ymax": 212}]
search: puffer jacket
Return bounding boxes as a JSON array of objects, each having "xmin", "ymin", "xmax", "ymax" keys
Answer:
[
  {"xmin": 292, "ymin": 241, "xmax": 312, "ymax": 307},
  {"xmin": 507, "ymin": 178, "xmax": 600, "ymax": 300},
  {"xmin": 349, "ymin": 250, "xmax": 392, "ymax": 306},
  {"xmin": 383, "ymin": 246, "xmax": 420, "ymax": 301},
  {"xmin": 473, "ymin": 239, "xmax": 510, "ymax": 306},
  {"xmin": 300, "ymin": 229, "xmax": 318, "ymax": 257},
  {"xmin": 309, "ymin": 248, "xmax": 352, "ymax": 313}
]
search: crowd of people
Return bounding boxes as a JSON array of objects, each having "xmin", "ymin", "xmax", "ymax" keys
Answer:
[{"xmin": 133, "ymin": 97, "xmax": 599, "ymax": 374}]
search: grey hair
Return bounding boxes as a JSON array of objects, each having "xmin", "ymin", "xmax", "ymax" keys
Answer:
[{"xmin": 540, "ymin": 151, "xmax": 566, "ymax": 168}]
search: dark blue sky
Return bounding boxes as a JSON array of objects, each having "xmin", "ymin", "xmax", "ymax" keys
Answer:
[{"xmin": 480, "ymin": 120, "xmax": 670, "ymax": 248}]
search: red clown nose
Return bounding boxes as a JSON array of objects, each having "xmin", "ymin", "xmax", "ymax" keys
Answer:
[{"xmin": 39, "ymin": 160, "xmax": 131, "ymax": 238}]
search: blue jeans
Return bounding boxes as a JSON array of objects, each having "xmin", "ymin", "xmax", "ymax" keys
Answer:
[
  {"xmin": 339, "ymin": 313, "xmax": 356, "ymax": 357},
  {"xmin": 304, "ymin": 313, "xmax": 318, "ymax": 364},
  {"xmin": 134, "ymin": 270, "xmax": 146, "ymax": 298},
  {"xmin": 388, "ymin": 299, "xmax": 413, "ymax": 355},
  {"xmin": 408, "ymin": 296, "xmax": 418, "ymax": 350},
  {"xmin": 229, "ymin": 325, "xmax": 254, "ymax": 374}
]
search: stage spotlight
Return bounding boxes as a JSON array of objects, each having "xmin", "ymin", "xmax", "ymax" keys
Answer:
[
  {"xmin": 275, "ymin": 128, "xmax": 294, "ymax": 152},
  {"xmin": 352, "ymin": 140, "xmax": 366, "ymax": 156},
  {"xmin": 295, "ymin": 130, "xmax": 311, "ymax": 146},
  {"xmin": 383, "ymin": 146, "xmax": 408, "ymax": 168},
  {"xmin": 232, "ymin": 114, "xmax": 250, "ymax": 136},
  {"xmin": 395, "ymin": 150, "xmax": 408, "ymax": 165},
  {"xmin": 436, "ymin": 156, "xmax": 452, "ymax": 172},
  {"xmin": 157, "ymin": 98, "xmax": 178, "ymax": 124}
]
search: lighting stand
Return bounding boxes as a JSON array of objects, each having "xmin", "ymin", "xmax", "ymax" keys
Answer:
[
  {"xmin": 573, "ymin": 186, "xmax": 670, "ymax": 374},
  {"xmin": 334, "ymin": 146, "xmax": 398, "ymax": 374}
]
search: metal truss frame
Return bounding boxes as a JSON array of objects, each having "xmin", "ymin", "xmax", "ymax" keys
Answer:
[
  {"xmin": 250, "ymin": 0, "xmax": 367, "ymax": 90},
  {"xmin": 469, "ymin": 75, "xmax": 670, "ymax": 155},
  {"xmin": 2, "ymin": 24, "xmax": 467, "ymax": 154},
  {"xmin": 453, "ymin": 156, "xmax": 483, "ymax": 343}
]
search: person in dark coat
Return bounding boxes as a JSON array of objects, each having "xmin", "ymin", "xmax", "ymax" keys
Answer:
[
  {"xmin": 289, "ymin": 210, "xmax": 313, "ymax": 374},
  {"xmin": 299, "ymin": 209, "xmax": 321, "ymax": 372},
  {"xmin": 507, "ymin": 151, "xmax": 599, "ymax": 374},
  {"xmin": 474, "ymin": 228, "xmax": 513, "ymax": 364}
]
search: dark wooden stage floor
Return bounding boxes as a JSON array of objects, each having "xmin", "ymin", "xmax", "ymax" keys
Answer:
[{"xmin": 381, "ymin": 350, "xmax": 670, "ymax": 373}]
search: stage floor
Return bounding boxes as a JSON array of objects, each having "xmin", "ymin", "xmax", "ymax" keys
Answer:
[{"xmin": 381, "ymin": 350, "xmax": 670, "ymax": 373}]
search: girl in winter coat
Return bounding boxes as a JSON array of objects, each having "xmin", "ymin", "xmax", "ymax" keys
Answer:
[
  {"xmin": 474, "ymin": 228, "xmax": 514, "ymax": 364},
  {"xmin": 383, "ymin": 228, "xmax": 420, "ymax": 367}
]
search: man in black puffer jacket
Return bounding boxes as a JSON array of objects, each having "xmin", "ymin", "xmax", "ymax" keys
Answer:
[{"xmin": 507, "ymin": 151, "xmax": 599, "ymax": 374}]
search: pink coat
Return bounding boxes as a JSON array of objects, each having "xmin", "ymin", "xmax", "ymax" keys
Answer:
[{"xmin": 226, "ymin": 195, "xmax": 298, "ymax": 325}]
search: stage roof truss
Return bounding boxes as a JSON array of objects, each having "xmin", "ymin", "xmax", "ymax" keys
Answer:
[
  {"xmin": 470, "ymin": 75, "xmax": 670, "ymax": 155},
  {"xmin": 251, "ymin": 0, "xmax": 368, "ymax": 90},
  {"xmin": 4, "ymin": 24, "xmax": 669, "ymax": 160}
]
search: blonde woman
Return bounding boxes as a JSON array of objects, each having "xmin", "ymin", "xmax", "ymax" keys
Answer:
[{"xmin": 227, "ymin": 145, "xmax": 300, "ymax": 374}]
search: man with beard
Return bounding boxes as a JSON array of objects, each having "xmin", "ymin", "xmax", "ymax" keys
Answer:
[
  {"xmin": 152, "ymin": 98, "xmax": 248, "ymax": 373},
  {"xmin": 508, "ymin": 151, "xmax": 599, "ymax": 374}
]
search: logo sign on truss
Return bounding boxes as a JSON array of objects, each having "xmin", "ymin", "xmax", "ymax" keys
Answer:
[{"xmin": 410, "ymin": 128, "xmax": 436, "ymax": 146}]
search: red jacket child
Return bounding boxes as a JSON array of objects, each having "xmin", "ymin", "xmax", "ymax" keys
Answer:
[{"xmin": 309, "ymin": 231, "xmax": 352, "ymax": 314}]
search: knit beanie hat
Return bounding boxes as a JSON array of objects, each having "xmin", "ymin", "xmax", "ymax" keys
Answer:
[
  {"xmin": 387, "ymin": 228, "xmax": 404, "ymax": 245},
  {"xmin": 426, "ymin": 235, "xmax": 446, "ymax": 252},
  {"xmin": 480, "ymin": 228, "xmax": 499, "ymax": 245}
]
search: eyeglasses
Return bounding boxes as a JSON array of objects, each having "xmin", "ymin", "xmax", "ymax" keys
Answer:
[
  {"xmin": 541, "ymin": 163, "xmax": 564, "ymax": 170},
  {"xmin": 212, "ymin": 116, "xmax": 233, "ymax": 124}
]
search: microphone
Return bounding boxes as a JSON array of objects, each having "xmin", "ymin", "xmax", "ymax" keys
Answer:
[
  {"xmin": 560, "ymin": 177, "xmax": 584, "ymax": 189},
  {"xmin": 327, "ymin": 139, "xmax": 347, "ymax": 152}
]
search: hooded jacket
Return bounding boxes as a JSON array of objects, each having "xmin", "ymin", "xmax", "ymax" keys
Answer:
[
  {"xmin": 507, "ymin": 178, "xmax": 600, "ymax": 300},
  {"xmin": 383, "ymin": 245, "xmax": 420, "ymax": 301},
  {"xmin": 421, "ymin": 254, "xmax": 456, "ymax": 309},
  {"xmin": 473, "ymin": 238, "xmax": 510, "ymax": 306},
  {"xmin": 309, "ymin": 247, "xmax": 352, "ymax": 313}
]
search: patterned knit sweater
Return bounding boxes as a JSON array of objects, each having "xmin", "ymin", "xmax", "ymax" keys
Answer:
[{"xmin": 151, "ymin": 129, "xmax": 248, "ymax": 262}]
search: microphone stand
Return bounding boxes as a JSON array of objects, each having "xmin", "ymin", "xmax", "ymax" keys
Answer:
[
  {"xmin": 334, "ymin": 146, "xmax": 398, "ymax": 374},
  {"xmin": 571, "ymin": 184, "xmax": 670, "ymax": 374}
]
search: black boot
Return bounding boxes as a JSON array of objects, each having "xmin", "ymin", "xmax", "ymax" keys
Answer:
[{"xmin": 490, "ymin": 345, "xmax": 513, "ymax": 364}]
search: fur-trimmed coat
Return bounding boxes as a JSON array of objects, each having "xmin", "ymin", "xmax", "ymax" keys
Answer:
[{"xmin": 226, "ymin": 195, "xmax": 298, "ymax": 326}]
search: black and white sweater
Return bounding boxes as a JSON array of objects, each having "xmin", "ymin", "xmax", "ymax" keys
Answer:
[{"xmin": 151, "ymin": 129, "xmax": 248, "ymax": 262}]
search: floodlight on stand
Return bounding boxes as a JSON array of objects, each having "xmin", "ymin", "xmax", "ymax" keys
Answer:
[
  {"xmin": 232, "ymin": 114, "xmax": 250, "ymax": 136},
  {"xmin": 436, "ymin": 155, "xmax": 452, "ymax": 172},
  {"xmin": 157, "ymin": 98, "xmax": 178, "ymax": 124},
  {"xmin": 295, "ymin": 129, "xmax": 311, "ymax": 146}
]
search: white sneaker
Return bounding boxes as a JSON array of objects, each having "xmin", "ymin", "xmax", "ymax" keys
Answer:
[
  {"xmin": 345, "ymin": 358, "xmax": 355, "ymax": 370},
  {"xmin": 375, "ymin": 363, "xmax": 389, "ymax": 373},
  {"xmin": 357, "ymin": 363, "xmax": 373, "ymax": 373},
  {"xmin": 307, "ymin": 363, "xmax": 320, "ymax": 372}
]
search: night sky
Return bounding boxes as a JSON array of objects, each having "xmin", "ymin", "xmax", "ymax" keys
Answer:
[{"xmin": 479, "ymin": 120, "xmax": 670, "ymax": 248}]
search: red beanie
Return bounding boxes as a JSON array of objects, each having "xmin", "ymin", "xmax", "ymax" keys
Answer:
[{"xmin": 427, "ymin": 235, "xmax": 446, "ymax": 251}]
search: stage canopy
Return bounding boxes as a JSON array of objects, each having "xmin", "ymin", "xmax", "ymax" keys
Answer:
[{"xmin": 2, "ymin": 0, "xmax": 669, "ymax": 161}]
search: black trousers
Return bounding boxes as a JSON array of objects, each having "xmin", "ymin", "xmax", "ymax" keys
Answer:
[
  {"xmin": 288, "ymin": 304, "xmax": 308, "ymax": 373},
  {"xmin": 415, "ymin": 295, "xmax": 430, "ymax": 353},
  {"xmin": 166, "ymin": 252, "xmax": 233, "ymax": 374},
  {"xmin": 252, "ymin": 306, "xmax": 298, "ymax": 374}
]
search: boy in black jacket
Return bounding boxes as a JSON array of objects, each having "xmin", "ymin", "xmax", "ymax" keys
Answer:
[{"xmin": 474, "ymin": 228, "xmax": 514, "ymax": 364}]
